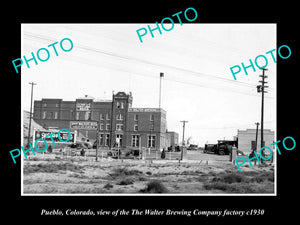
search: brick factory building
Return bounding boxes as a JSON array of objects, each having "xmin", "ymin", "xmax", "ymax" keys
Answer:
[{"xmin": 33, "ymin": 92, "xmax": 178, "ymax": 151}]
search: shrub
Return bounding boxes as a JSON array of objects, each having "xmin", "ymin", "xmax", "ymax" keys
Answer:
[
  {"xmin": 103, "ymin": 183, "xmax": 113, "ymax": 189},
  {"xmin": 212, "ymin": 173, "xmax": 249, "ymax": 184},
  {"xmin": 23, "ymin": 162, "xmax": 83, "ymax": 174},
  {"xmin": 109, "ymin": 167, "xmax": 142, "ymax": 178},
  {"xmin": 140, "ymin": 180, "xmax": 168, "ymax": 193},
  {"xmin": 251, "ymin": 172, "xmax": 274, "ymax": 183},
  {"xmin": 117, "ymin": 178, "xmax": 134, "ymax": 185},
  {"xmin": 203, "ymin": 170, "xmax": 274, "ymax": 193}
]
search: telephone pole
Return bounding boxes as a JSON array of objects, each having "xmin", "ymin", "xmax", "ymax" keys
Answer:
[
  {"xmin": 159, "ymin": 72, "xmax": 164, "ymax": 108},
  {"xmin": 257, "ymin": 68, "xmax": 268, "ymax": 161},
  {"xmin": 180, "ymin": 120, "xmax": 188, "ymax": 160},
  {"xmin": 27, "ymin": 82, "xmax": 37, "ymax": 147},
  {"xmin": 254, "ymin": 122, "xmax": 260, "ymax": 165}
]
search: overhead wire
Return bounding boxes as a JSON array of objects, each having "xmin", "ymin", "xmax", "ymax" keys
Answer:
[{"xmin": 22, "ymin": 32, "xmax": 275, "ymax": 99}]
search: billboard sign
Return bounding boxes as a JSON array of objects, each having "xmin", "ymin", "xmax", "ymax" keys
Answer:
[
  {"xmin": 76, "ymin": 103, "xmax": 91, "ymax": 111},
  {"xmin": 34, "ymin": 130, "xmax": 76, "ymax": 143},
  {"xmin": 70, "ymin": 121, "xmax": 98, "ymax": 130}
]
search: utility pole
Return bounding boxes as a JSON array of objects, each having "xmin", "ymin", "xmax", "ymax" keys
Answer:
[
  {"xmin": 257, "ymin": 68, "xmax": 268, "ymax": 161},
  {"xmin": 159, "ymin": 72, "xmax": 164, "ymax": 108},
  {"xmin": 27, "ymin": 82, "xmax": 37, "ymax": 147},
  {"xmin": 180, "ymin": 120, "xmax": 188, "ymax": 160},
  {"xmin": 254, "ymin": 122, "xmax": 260, "ymax": 165},
  {"xmin": 96, "ymin": 121, "xmax": 99, "ymax": 161}
]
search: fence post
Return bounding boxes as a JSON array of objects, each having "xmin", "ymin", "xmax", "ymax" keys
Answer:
[{"xmin": 231, "ymin": 146, "xmax": 238, "ymax": 164}]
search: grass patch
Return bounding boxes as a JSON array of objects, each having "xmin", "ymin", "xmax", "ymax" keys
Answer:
[
  {"xmin": 203, "ymin": 170, "xmax": 274, "ymax": 193},
  {"xmin": 117, "ymin": 178, "xmax": 134, "ymax": 185},
  {"xmin": 103, "ymin": 183, "xmax": 114, "ymax": 189},
  {"xmin": 212, "ymin": 173, "xmax": 250, "ymax": 184},
  {"xmin": 64, "ymin": 186, "xmax": 108, "ymax": 194},
  {"xmin": 140, "ymin": 180, "xmax": 169, "ymax": 193},
  {"xmin": 107, "ymin": 167, "xmax": 143, "ymax": 179},
  {"xmin": 24, "ymin": 162, "xmax": 83, "ymax": 174},
  {"xmin": 68, "ymin": 173, "xmax": 88, "ymax": 179},
  {"xmin": 112, "ymin": 167, "xmax": 142, "ymax": 176}
]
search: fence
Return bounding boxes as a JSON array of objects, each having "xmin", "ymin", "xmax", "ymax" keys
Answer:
[
  {"xmin": 141, "ymin": 149, "xmax": 182, "ymax": 160},
  {"xmin": 35, "ymin": 147, "xmax": 185, "ymax": 161}
]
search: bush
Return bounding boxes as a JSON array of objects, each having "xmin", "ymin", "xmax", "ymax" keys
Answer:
[
  {"xmin": 251, "ymin": 172, "xmax": 274, "ymax": 183},
  {"xmin": 203, "ymin": 170, "xmax": 274, "ymax": 193},
  {"xmin": 140, "ymin": 180, "xmax": 168, "ymax": 193},
  {"xmin": 212, "ymin": 173, "xmax": 249, "ymax": 184},
  {"xmin": 103, "ymin": 183, "xmax": 114, "ymax": 189},
  {"xmin": 109, "ymin": 167, "xmax": 142, "ymax": 178},
  {"xmin": 24, "ymin": 162, "xmax": 83, "ymax": 174},
  {"xmin": 117, "ymin": 178, "xmax": 134, "ymax": 185}
]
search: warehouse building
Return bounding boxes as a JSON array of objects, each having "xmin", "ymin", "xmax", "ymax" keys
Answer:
[
  {"xmin": 237, "ymin": 129, "xmax": 275, "ymax": 155},
  {"xmin": 33, "ymin": 91, "xmax": 178, "ymax": 151}
]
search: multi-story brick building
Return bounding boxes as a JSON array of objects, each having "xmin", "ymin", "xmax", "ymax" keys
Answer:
[{"xmin": 33, "ymin": 92, "xmax": 178, "ymax": 150}]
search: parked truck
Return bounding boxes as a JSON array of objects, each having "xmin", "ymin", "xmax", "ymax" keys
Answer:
[{"xmin": 204, "ymin": 140, "xmax": 238, "ymax": 155}]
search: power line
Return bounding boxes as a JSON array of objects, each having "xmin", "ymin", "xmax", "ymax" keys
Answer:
[
  {"xmin": 23, "ymin": 32, "xmax": 275, "ymax": 99},
  {"xmin": 23, "ymin": 32, "xmax": 267, "ymax": 89}
]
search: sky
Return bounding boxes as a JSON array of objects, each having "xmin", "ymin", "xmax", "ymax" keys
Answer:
[{"xmin": 21, "ymin": 23, "xmax": 276, "ymax": 146}]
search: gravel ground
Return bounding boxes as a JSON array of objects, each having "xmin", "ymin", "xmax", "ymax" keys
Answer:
[{"xmin": 22, "ymin": 151, "xmax": 275, "ymax": 195}]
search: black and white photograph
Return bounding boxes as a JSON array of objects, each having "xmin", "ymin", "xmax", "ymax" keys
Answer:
[
  {"xmin": 21, "ymin": 23, "xmax": 276, "ymax": 195},
  {"xmin": 4, "ymin": 1, "xmax": 298, "ymax": 223}
]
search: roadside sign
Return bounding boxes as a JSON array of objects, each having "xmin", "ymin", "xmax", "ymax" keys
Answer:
[{"xmin": 34, "ymin": 130, "xmax": 76, "ymax": 143}]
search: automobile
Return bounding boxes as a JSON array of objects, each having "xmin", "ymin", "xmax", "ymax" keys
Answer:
[
  {"xmin": 68, "ymin": 142, "xmax": 89, "ymax": 149},
  {"xmin": 203, "ymin": 144, "xmax": 217, "ymax": 154},
  {"xmin": 187, "ymin": 144, "xmax": 198, "ymax": 150}
]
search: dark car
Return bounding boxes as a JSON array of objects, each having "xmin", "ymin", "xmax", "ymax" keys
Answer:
[{"xmin": 68, "ymin": 142, "xmax": 89, "ymax": 149}]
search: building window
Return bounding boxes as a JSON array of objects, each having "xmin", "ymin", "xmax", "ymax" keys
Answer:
[
  {"xmin": 148, "ymin": 135, "xmax": 156, "ymax": 148},
  {"xmin": 106, "ymin": 124, "xmax": 110, "ymax": 131},
  {"xmin": 150, "ymin": 114, "xmax": 154, "ymax": 121},
  {"xmin": 105, "ymin": 134, "xmax": 110, "ymax": 146},
  {"xmin": 134, "ymin": 124, "xmax": 138, "ymax": 131},
  {"xmin": 99, "ymin": 133, "xmax": 104, "ymax": 146},
  {"xmin": 55, "ymin": 103, "xmax": 59, "ymax": 107},
  {"xmin": 85, "ymin": 111, "xmax": 91, "ymax": 120},
  {"xmin": 132, "ymin": 135, "xmax": 140, "ymax": 147},
  {"xmin": 49, "ymin": 112, "xmax": 54, "ymax": 119},
  {"xmin": 116, "ymin": 113, "xmax": 123, "ymax": 120},
  {"xmin": 121, "ymin": 102, "xmax": 124, "ymax": 109},
  {"xmin": 106, "ymin": 113, "xmax": 110, "ymax": 120},
  {"xmin": 43, "ymin": 103, "xmax": 47, "ymax": 107},
  {"xmin": 134, "ymin": 114, "xmax": 138, "ymax": 121},
  {"xmin": 149, "ymin": 121, "xmax": 154, "ymax": 131},
  {"xmin": 42, "ymin": 111, "xmax": 46, "ymax": 119},
  {"xmin": 116, "ymin": 134, "xmax": 123, "ymax": 146},
  {"xmin": 116, "ymin": 124, "xmax": 124, "ymax": 131},
  {"xmin": 116, "ymin": 102, "xmax": 120, "ymax": 108},
  {"xmin": 76, "ymin": 112, "xmax": 80, "ymax": 120},
  {"xmin": 100, "ymin": 123, "xmax": 104, "ymax": 130},
  {"xmin": 54, "ymin": 112, "xmax": 58, "ymax": 119},
  {"xmin": 100, "ymin": 113, "xmax": 104, "ymax": 120}
]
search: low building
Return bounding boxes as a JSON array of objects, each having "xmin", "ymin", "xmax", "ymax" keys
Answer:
[
  {"xmin": 237, "ymin": 129, "xmax": 275, "ymax": 155},
  {"xmin": 33, "ymin": 91, "xmax": 178, "ymax": 151}
]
